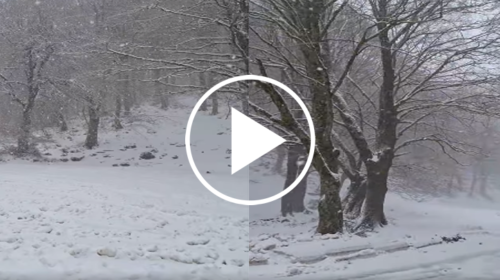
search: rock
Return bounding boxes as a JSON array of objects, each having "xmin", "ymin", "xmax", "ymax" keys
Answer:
[
  {"xmin": 287, "ymin": 267, "xmax": 303, "ymax": 276},
  {"xmin": 112, "ymin": 164, "xmax": 118, "ymax": 167},
  {"xmin": 125, "ymin": 144, "xmax": 137, "ymax": 149},
  {"xmin": 60, "ymin": 158, "xmax": 69, "ymax": 162},
  {"xmin": 187, "ymin": 239, "xmax": 210, "ymax": 246},
  {"xmin": 139, "ymin": 152, "xmax": 155, "ymax": 160},
  {"xmin": 249, "ymin": 253, "xmax": 269, "ymax": 266},
  {"xmin": 38, "ymin": 226, "xmax": 53, "ymax": 234},
  {"xmin": 70, "ymin": 156, "xmax": 85, "ymax": 162},
  {"xmin": 231, "ymin": 259, "xmax": 245, "ymax": 267},
  {"xmin": 43, "ymin": 152, "xmax": 52, "ymax": 156},
  {"xmin": 263, "ymin": 244, "xmax": 276, "ymax": 250},
  {"xmin": 146, "ymin": 245, "xmax": 158, "ymax": 252},
  {"xmin": 441, "ymin": 234, "xmax": 466, "ymax": 243},
  {"xmin": 172, "ymin": 155, "xmax": 179, "ymax": 159},
  {"xmin": 120, "ymin": 163, "xmax": 130, "ymax": 167},
  {"xmin": 97, "ymin": 247, "xmax": 117, "ymax": 258}
]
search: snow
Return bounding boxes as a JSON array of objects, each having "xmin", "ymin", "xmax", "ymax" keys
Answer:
[
  {"xmin": 2, "ymin": 95, "xmax": 500, "ymax": 279},
  {"xmin": 0, "ymin": 96, "xmax": 249, "ymax": 279},
  {"xmin": 250, "ymin": 176, "xmax": 500, "ymax": 279}
]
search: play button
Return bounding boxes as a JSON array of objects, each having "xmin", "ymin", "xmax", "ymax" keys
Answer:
[
  {"xmin": 231, "ymin": 108, "xmax": 286, "ymax": 174},
  {"xmin": 185, "ymin": 75, "xmax": 315, "ymax": 206}
]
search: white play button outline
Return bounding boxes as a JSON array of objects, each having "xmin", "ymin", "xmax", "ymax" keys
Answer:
[{"xmin": 185, "ymin": 75, "xmax": 315, "ymax": 206}]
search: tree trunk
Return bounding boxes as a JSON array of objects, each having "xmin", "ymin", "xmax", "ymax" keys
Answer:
[
  {"xmin": 122, "ymin": 71, "xmax": 132, "ymax": 116},
  {"xmin": 153, "ymin": 69, "xmax": 168, "ymax": 110},
  {"xmin": 342, "ymin": 177, "xmax": 366, "ymax": 219},
  {"xmin": 199, "ymin": 72, "xmax": 208, "ymax": 111},
  {"xmin": 211, "ymin": 92, "xmax": 219, "ymax": 115},
  {"xmin": 281, "ymin": 145, "xmax": 308, "ymax": 216},
  {"xmin": 317, "ymin": 168, "xmax": 343, "ymax": 234},
  {"xmin": 17, "ymin": 108, "xmax": 33, "ymax": 154},
  {"xmin": 58, "ymin": 112, "xmax": 68, "ymax": 132},
  {"xmin": 356, "ymin": 160, "xmax": 391, "ymax": 230},
  {"xmin": 85, "ymin": 105, "xmax": 100, "ymax": 149},
  {"xmin": 159, "ymin": 92, "xmax": 169, "ymax": 110},
  {"xmin": 478, "ymin": 167, "xmax": 491, "ymax": 200},
  {"xmin": 113, "ymin": 93, "xmax": 123, "ymax": 130},
  {"xmin": 469, "ymin": 169, "xmax": 477, "ymax": 197},
  {"xmin": 121, "ymin": 56, "xmax": 133, "ymax": 116},
  {"xmin": 123, "ymin": 90, "xmax": 132, "ymax": 116},
  {"xmin": 273, "ymin": 146, "xmax": 286, "ymax": 174}
]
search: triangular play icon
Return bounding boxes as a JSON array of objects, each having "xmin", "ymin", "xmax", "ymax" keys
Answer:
[{"xmin": 231, "ymin": 108, "xmax": 286, "ymax": 174}]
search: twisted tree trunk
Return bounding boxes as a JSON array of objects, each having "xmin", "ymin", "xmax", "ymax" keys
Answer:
[
  {"xmin": 85, "ymin": 104, "xmax": 100, "ymax": 149},
  {"xmin": 281, "ymin": 145, "xmax": 308, "ymax": 216},
  {"xmin": 342, "ymin": 176, "xmax": 366, "ymax": 219}
]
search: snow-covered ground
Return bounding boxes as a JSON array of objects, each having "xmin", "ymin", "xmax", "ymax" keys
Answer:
[
  {"xmin": 2, "ymin": 95, "xmax": 500, "ymax": 279},
  {"xmin": 0, "ymin": 96, "xmax": 249, "ymax": 280},
  {"xmin": 250, "ymin": 176, "xmax": 500, "ymax": 279}
]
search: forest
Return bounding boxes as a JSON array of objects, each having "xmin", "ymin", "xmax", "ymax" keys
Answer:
[{"xmin": 1, "ymin": 0, "xmax": 500, "ymax": 238}]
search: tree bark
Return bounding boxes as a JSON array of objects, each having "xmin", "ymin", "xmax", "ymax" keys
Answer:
[
  {"xmin": 17, "ymin": 108, "xmax": 33, "ymax": 154},
  {"xmin": 113, "ymin": 93, "xmax": 123, "ymax": 130},
  {"xmin": 273, "ymin": 146, "xmax": 286, "ymax": 174},
  {"xmin": 121, "ymin": 70, "xmax": 132, "ymax": 116},
  {"xmin": 211, "ymin": 92, "xmax": 219, "ymax": 115},
  {"xmin": 159, "ymin": 92, "xmax": 169, "ymax": 110},
  {"xmin": 342, "ymin": 177, "xmax": 366, "ymax": 219},
  {"xmin": 281, "ymin": 145, "xmax": 308, "ymax": 216},
  {"xmin": 199, "ymin": 72, "xmax": 208, "ymax": 111},
  {"xmin": 58, "ymin": 112, "xmax": 68, "ymax": 132},
  {"xmin": 85, "ymin": 105, "xmax": 100, "ymax": 149},
  {"xmin": 153, "ymin": 69, "xmax": 168, "ymax": 110},
  {"xmin": 317, "ymin": 167, "xmax": 343, "ymax": 234},
  {"xmin": 356, "ymin": 157, "xmax": 392, "ymax": 230},
  {"xmin": 119, "ymin": 55, "xmax": 133, "ymax": 116}
]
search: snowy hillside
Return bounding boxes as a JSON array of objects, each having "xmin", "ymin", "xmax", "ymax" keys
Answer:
[
  {"xmin": 0, "ymin": 96, "xmax": 250, "ymax": 280},
  {"xmin": 2, "ymin": 96, "xmax": 500, "ymax": 280}
]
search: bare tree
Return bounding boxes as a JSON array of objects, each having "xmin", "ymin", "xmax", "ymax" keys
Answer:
[
  {"xmin": 250, "ymin": 0, "xmax": 356, "ymax": 234},
  {"xmin": 0, "ymin": 0, "xmax": 59, "ymax": 154}
]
